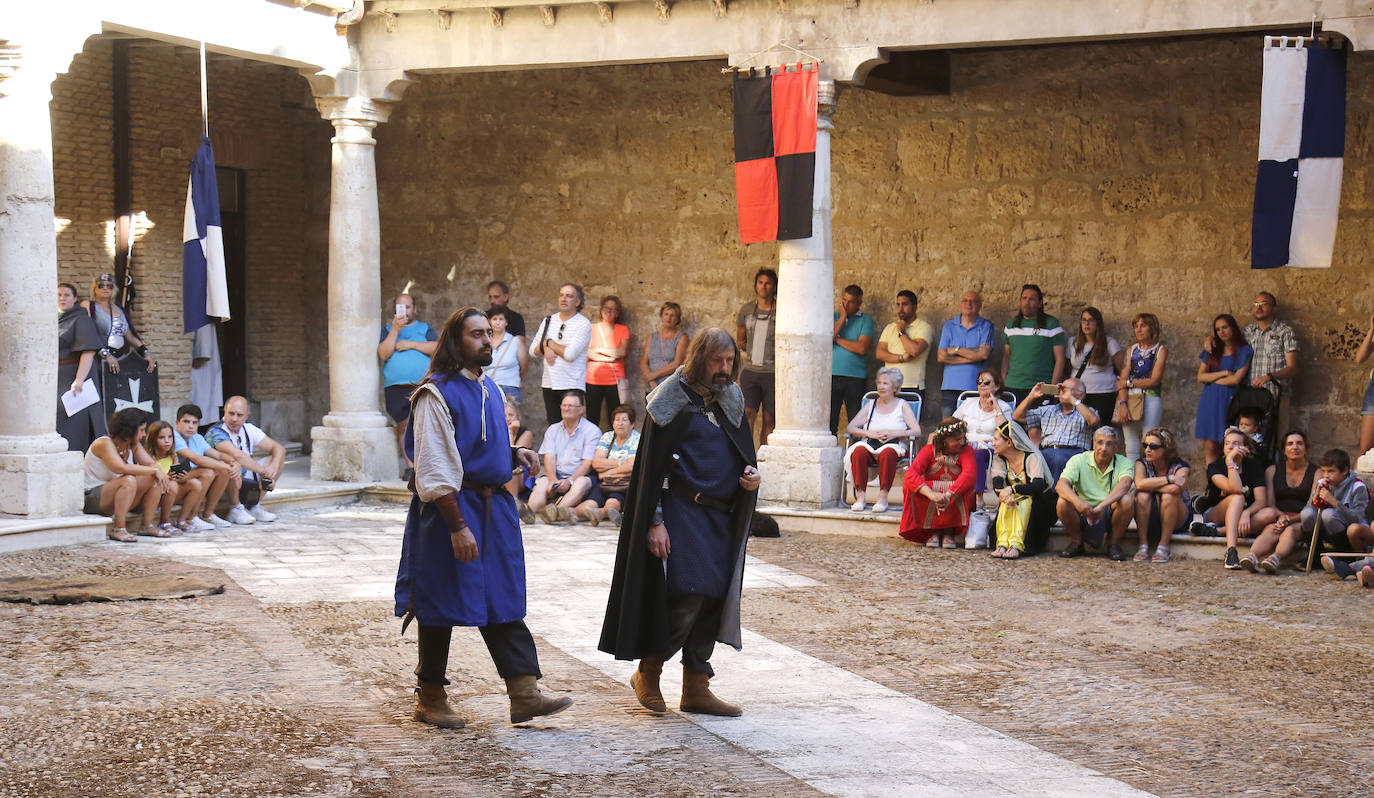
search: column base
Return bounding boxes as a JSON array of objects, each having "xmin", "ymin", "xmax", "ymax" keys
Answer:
[
  {"xmin": 757, "ymin": 433, "xmax": 844, "ymax": 508},
  {"xmin": 310, "ymin": 422, "xmax": 397, "ymax": 483},
  {"xmin": 0, "ymin": 446, "xmax": 84, "ymax": 517}
]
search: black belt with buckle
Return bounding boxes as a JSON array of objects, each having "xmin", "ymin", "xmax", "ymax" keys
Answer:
[{"xmin": 667, "ymin": 474, "xmax": 735, "ymax": 513}]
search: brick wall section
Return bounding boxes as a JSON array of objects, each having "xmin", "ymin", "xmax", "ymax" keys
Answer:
[
  {"xmin": 50, "ymin": 41, "xmax": 325, "ymax": 435},
  {"xmin": 374, "ymin": 35, "xmax": 1374, "ymax": 462}
]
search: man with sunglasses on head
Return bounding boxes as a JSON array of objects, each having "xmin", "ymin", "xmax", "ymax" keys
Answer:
[{"xmin": 529, "ymin": 283, "xmax": 591, "ymax": 425}]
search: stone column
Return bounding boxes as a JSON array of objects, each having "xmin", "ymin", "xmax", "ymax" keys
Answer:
[
  {"xmin": 0, "ymin": 65, "xmax": 84, "ymax": 516},
  {"xmin": 757, "ymin": 80, "xmax": 843, "ymax": 508},
  {"xmin": 309, "ymin": 97, "xmax": 398, "ymax": 483}
]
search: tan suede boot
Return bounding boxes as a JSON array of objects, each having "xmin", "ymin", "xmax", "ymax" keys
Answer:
[
  {"xmin": 505, "ymin": 675, "xmax": 574, "ymax": 724},
  {"xmin": 413, "ymin": 682, "xmax": 466, "ymax": 729},
  {"xmin": 630, "ymin": 656, "xmax": 666, "ymax": 713},
  {"xmin": 679, "ymin": 669, "xmax": 742, "ymax": 717}
]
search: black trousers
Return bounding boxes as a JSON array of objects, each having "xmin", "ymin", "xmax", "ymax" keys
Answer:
[
  {"xmin": 416, "ymin": 621, "xmax": 541, "ymax": 685},
  {"xmin": 829, "ymin": 375, "xmax": 867, "ymax": 435},
  {"xmin": 585, "ymin": 383, "xmax": 620, "ymax": 429},
  {"xmin": 659, "ymin": 593, "xmax": 725, "ymax": 677},
  {"xmin": 541, "ymin": 388, "xmax": 563, "ymax": 425}
]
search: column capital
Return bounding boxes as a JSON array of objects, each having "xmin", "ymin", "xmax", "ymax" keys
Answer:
[
  {"xmin": 818, "ymin": 79, "xmax": 837, "ymax": 130},
  {"xmin": 316, "ymin": 95, "xmax": 395, "ymax": 127}
]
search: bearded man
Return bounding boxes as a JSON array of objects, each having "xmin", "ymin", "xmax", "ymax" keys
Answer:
[
  {"xmin": 599, "ymin": 327, "xmax": 762, "ymax": 717},
  {"xmin": 395, "ymin": 307, "xmax": 572, "ymax": 729}
]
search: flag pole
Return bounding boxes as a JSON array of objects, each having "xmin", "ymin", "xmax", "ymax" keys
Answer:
[{"xmin": 199, "ymin": 41, "xmax": 209, "ymax": 138}]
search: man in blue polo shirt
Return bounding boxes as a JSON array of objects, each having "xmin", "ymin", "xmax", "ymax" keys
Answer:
[
  {"xmin": 936, "ymin": 290, "xmax": 995, "ymax": 417},
  {"xmin": 378, "ymin": 293, "xmax": 438, "ymax": 481},
  {"xmin": 831, "ymin": 284, "xmax": 875, "ymax": 435}
]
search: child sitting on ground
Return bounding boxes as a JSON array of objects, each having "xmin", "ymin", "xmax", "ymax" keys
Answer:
[
  {"xmin": 1320, "ymin": 554, "xmax": 1374, "ymax": 587},
  {"xmin": 1304, "ymin": 448, "xmax": 1373, "ymax": 566},
  {"xmin": 144, "ymin": 420, "xmax": 209, "ymax": 536}
]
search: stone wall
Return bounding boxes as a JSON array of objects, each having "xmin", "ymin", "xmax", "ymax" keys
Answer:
[
  {"xmin": 50, "ymin": 40, "xmax": 325, "ymax": 441},
  {"xmin": 375, "ymin": 34, "xmax": 1374, "ymax": 466}
]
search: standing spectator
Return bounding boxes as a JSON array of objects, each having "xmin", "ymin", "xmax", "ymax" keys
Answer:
[
  {"xmin": 378, "ymin": 293, "xmax": 438, "ymax": 481},
  {"xmin": 736, "ymin": 268, "xmax": 778, "ymax": 445},
  {"xmin": 875, "ymin": 290, "xmax": 934, "ymax": 407},
  {"xmin": 845, "ymin": 367, "xmax": 921, "ymax": 513},
  {"xmin": 486, "ymin": 280, "xmax": 526, "ymax": 337},
  {"xmin": 528, "ymin": 389, "xmax": 600, "ymax": 523},
  {"xmin": 1196, "ymin": 428, "xmax": 1275, "ymax": 570},
  {"xmin": 1242, "ymin": 431, "xmax": 1317, "ymax": 573},
  {"xmin": 1115, "ymin": 313, "xmax": 1168, "ymax": 461},
  {"xmin": 1354, "ymin": 313, "xmax": 1374, "ymax": 457},
  {"xmin": 1012, "ymin": 379, "xmax": 1098, "ymax": 482},
  {"xmin": 487, "ymin": 306, "xmax": 527, "ymax": 402},
  {"xmin": 82, "ymin": 271, "xmax": 157, "ymax": 376},
  {"xmin": 936, "ymin": 290, "xmax": 995, "ymax": 418},
  {"xmin": 529, "ymin": 283, "xmax": 592, "ymax": 425},
  {"xmin": 1055, "ymin": 427, "xmax": 1135, "ymax": 559},
  {"xmin": 173, "ymin": 403, "xmax": 237, "ymax": 528},
  {"xmin": 206, "ymin": 396, "xmax": 287, "ymax": 525},
  {"xmin": 1195, "ymin": 314, "xmax": 1253, "ymax": 465},
  {"xmin": 1067, "ymin": 307, "xmax": 1124, "ymax": 431},
  {"xmin": 586, "ymin": 295, "xmax": 631, "ymax": 429},
  {"xmin": 81, "ymin": 408, "xmax": 171, "ymax": 542},
  {"xmin": 830, "ymin": 284, "xmax": 875, "ymax": 435},
  {"xmin": 1132, "ymin": 427, "xmax": 1190, "ymax": 563},
  {"xmin": 988, "ymin": 420, "xmax": 1054, "ymax": 558},
  {"xmin": 57, "ymin": 282, "xmax": 105, "ymax": 452},
  {"xmin": 640, "ymin": 302, "xmax": 689, "ymax": 392},
  {"xmin": 575, "ymin": 405, "xmax": 640, "ymax": 526},
  {"xmin": 954, "ymin": 368, "xmax": 1013, "ymax": 500},
  {"xmin": 899, "ymin": 418, "xmax": 977, "ymax": 549},
  {"xmin": 1242, "ymin": 291, "xmax": 1299, "ymax": 429},
  {"xmin": 1001, "ymin": 284, "xmax": 1065, "ymax": 407}
]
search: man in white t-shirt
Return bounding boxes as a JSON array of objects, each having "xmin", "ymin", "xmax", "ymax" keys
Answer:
[
  {"xmin": 205, "ymin": 395, "xmax": 287, "ymax": 525},
  {"xmin": 529, "ymin": 283, "xmax": 592, "ymax": 425}
]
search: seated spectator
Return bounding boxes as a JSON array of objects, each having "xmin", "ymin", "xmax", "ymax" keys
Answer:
[
  {"xmin": 1115, "ymin": 313, "xmax": 1168, "ymax": 461},
  {"xmin": 1195, "ymin": 314, "xmax": 1252, "ymax": 465},
  {"xmin": 845, "ymin": 367, "xmax": 921, "ymax": 513},
  {"xmin": 488, "ymin": 306, "xmax": 528, "ymax": 403},
  {"xmin": 1132, "ymin": 427, "xmax": 1190, "ymax": 563},
  {"xmin": 575, "ymin": 405, "xmax": 640, "ymax": 525},
  {"xmin": 1012, "ymin": 378, "xmax": 1098, "ymax": 481},
  {"xmin": 1067, "ymin": 306, "xmax": 1124, "ymax": 431},
  {"xmin": 1320, "ymin": 554, "xmax": 1374, "ymax": 586},
  {"xmin": 206, "ymin": 395, "xmax": 287, "ymax": 525},
  {"xmin": 527, "ymin": 389, "xmax": 600, "ymax": 524},
  {"xmin": 988, "ymin": 420, "xmax": 1053, "ymax": 559},
  {"xmin": 82, "ymin": 408, "xmax": 172, "ymax": 542},
  {"xmin": 1056, "ymin": 427, "xmax": 1134, "ymax": 559},
  {"xmin": 1241, "ymin": 431, "xmax": 1316, "ymax": 574},
  {"xmin": 586, "ymin": 295, "xmax": 631, "ymax": 427},
  {"xmin": 640, "ymin": 302, "xmax": 689, "ymax": 392},
  {"xmin": 504, "ymin": 396, "xmax": 535, "ymax": 500},
  {"xmin": 954, "ymin": 368, "xmax": 1014, "ymax": 501},
  {"xmin": 143, "ymin": 420, "xmax": 208, "ymax": 536},
  {"xmin": 898, "ymin": 418, "xmax": 976, "ymax": 548},
  {"xmin": 1194, "ymin": 428, "xmax": 1275, "ymax": 570},
  {"xmin": 1300, "ymin": 448, "xmax": 1372, "ymax": 560},
  {"xmin": 378, "ymin": 293, "xmax": 438, "ymax": 482},
  {"xmin": 173, "ymin": 403, "xmax": 238, "ymax": 528}
]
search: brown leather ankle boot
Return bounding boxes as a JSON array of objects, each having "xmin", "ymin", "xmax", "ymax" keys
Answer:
[
  {"xmin": 505, "ymin": 675, "xmax": 574, "ymax": 724},
  {"xmin": 630, "ymin": 656, "xmax": 666, "ymax": 713},
  {"xmin": 413, "ymin": 682, "xmax": 466, "ymax": 729},
  {"xmin": 679, "ymin": 669, "xmax": 741, "ymax": 717}
]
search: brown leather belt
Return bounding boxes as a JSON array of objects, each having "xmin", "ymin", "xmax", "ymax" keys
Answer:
[
  {"xmin": 667, "ymin": 474, "xmax": 735, "ymax": 513},
  {"xmin": 58, "ymin": 357, "xmax": 81, "ymax": 366}
]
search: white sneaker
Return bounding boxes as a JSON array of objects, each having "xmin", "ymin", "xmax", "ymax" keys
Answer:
[
  {"xmin": 248, "ymin": 504, "xmax": 277, "ymax": 523},
  {"xmin": 227, "ymin": 505, "xmax": 256, "ymax": 525},
  {"xmin": 203, "ymin": 514, "xmax": 232, "ymax": 528},
  {"xmin": 189, "ymin": 516, "xmax": 216, "ymax": 532},
  {"xmin": 873, "ymin": 498, "xmax": 890, "ymax": 513},
  {"xmin": 850, "ymin": 497, "xmax": 866, "ymax": 512}
]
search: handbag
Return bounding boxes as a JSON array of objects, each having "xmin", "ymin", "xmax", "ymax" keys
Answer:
[
  {"xmin": 965, "ymin": 509, "xmax": 992, "ymax": 549},
  {"xmin": 616, "ymin": 377, "xmax": 631, "ymax": 404},
  {"xmin": 1126, "ymin": 391, "xmax": 1146, "ymax": 422}
]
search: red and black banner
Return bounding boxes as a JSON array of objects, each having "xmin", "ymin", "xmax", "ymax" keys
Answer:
[{"xmin": 733, "ymin": 63, "xmax": 818, "ymax": 244}]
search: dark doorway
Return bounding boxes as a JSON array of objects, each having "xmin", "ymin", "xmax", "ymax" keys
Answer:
[{"xmin": 216, "ymin": 166, "xmax": 248, "ymax": 399}]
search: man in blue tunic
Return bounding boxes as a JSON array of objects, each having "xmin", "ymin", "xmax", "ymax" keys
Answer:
[
  {"xmin": 395, "ymin": 307, "xmax": 573, "ymax": 729},
  {"xmin": 599, "ymin": 327, "xmax": 761, "ymax": 717}
]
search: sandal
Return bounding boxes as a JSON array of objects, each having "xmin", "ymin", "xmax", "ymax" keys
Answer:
[
  {"xmin": 139, "ymin": 524, "xmax": 172, "ymax": 538},
  {"xmin": 1259, "ymin": 554, "xmax": 1281, "ymax": 574},
  {"xmin": 161, "ymin": 522, "xmax": 184, "ymax": 537},
  {"xmin": 106, "ymin": 527, "xmax": 137, "ymax": 543},
  {"xmin": 1004, "ymin": 548, "xmax": 1021, "ymax": 560},
  {"xmin": 941, "ymin": 537, "xmax": 958, "ymax": 549},
  {"xmin": 1151, "ymin": 545, "xmax": 1171, "ymax": 563},
  {"xmin": 991, "ymin": 546, "xmax": 1007, "ymax": 559},
  {"xmin": 925, "ymin": 536, "xmax": 942, "ymax": 549},
  {"xmin": 1132, "ymin": 544, "xmax": 1150, "ymax": 562}
]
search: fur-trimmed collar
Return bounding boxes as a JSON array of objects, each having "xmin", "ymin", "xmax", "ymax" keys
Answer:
[{"xmin": 646, "ymin": 368, "xmax": 744, "ymax": 428}]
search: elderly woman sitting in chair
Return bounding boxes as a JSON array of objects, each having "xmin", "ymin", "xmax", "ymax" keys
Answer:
[{"xmin": 845, "ymin": 366, "xmax": 921, "ymax": 513}]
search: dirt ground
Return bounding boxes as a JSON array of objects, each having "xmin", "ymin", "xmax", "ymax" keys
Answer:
[{"xmin": 0, "ymin": 530, "xmax": 1370, "ymax": 797}]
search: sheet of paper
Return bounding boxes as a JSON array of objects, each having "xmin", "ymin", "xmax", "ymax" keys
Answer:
[{"xmin": 61, "ymin": 379, "xmax": 100, "ymax": 416}]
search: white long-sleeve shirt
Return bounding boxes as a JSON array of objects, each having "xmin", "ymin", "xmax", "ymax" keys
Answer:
[{"xmin": 528, "ymin": 312, "xmax": 591, "ymax": 390}]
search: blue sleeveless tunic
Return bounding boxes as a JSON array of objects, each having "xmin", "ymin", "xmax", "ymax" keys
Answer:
[{"xmin": 661, "ymin": 395, "xmax": 746, "ymax": 598}]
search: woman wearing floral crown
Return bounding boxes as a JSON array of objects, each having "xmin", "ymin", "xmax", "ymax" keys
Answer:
[{"xmin": 898, "ymin": 417, "xmax": 977, "ymax": 548}]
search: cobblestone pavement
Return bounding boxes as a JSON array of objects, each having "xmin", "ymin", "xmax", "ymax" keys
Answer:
[{"xmin": 0, "ymin": 502, "xmax": 1371, "ymax": 797}]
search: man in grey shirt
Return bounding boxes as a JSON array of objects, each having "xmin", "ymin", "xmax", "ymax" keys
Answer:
[{"xmin": 735, "ymin": 268, "xmax": 777, "ymax": 445}]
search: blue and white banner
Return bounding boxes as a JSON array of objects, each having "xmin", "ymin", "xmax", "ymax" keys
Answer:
[
  {"xmin": 182, "ymin": 135, "xmax": 230, "ymax": 332},
  {"xmin": 1252, "ymin": 37, "xmax": 1345, "ymax": 269}
]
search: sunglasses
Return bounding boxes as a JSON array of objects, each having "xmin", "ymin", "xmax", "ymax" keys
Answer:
[
  {"xmin": 1143, "ymin": 442, "xmax": 1163, "ymax": 450},
  {"xmin": 977, "ymin": 380, "xmax": 994, "ymax": 386},
  {"xmin": 557, "ymin": 322, "xmax": 566, "ymax": 341}
]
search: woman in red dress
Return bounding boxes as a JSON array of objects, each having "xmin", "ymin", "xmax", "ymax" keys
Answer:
[{"xmin": 899, "ymin": 417, "xmax": 977, "ymax": 548}]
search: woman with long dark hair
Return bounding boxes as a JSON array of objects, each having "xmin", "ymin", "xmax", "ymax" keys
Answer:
[
  {"xmin": 1195, "ymin": 314, "xmax": 1252, "ymax": 465},
  {"xmin": 1241, "ymin": 431, "xmax": 1317, "ymax": 573},
  {"xmin": 81, "ymin": 408, "xmax": 172, "ymax": 542},
  {"xmin": 1068, "ymin": 306, "xmax": 1124, "ymax": 431}
]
